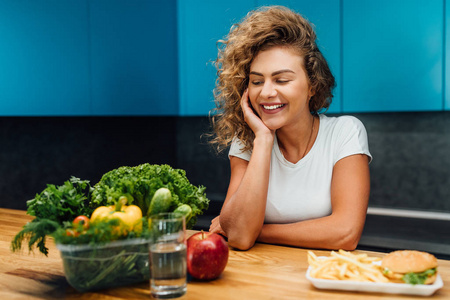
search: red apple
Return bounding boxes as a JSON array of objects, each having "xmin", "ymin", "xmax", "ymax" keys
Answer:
[{"xmin": 187, "ymin": 231, "xmax": 229, "ymax": 280}]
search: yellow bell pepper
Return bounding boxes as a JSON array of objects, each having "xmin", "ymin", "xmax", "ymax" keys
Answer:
[{"xmin": 90, "ymin": 197, "xmax": 142, "ymax": 235}]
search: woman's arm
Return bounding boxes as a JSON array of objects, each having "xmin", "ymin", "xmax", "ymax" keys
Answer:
[
  {"xmin": 213, "ymin": 89, "xmax": 274, "ymax": 250},
  {"xmin": 218, "ymin": 137, "xmax": 272, "ymax": 250},
  {"xmin": 257, "ymin": 153, "xmax": 370, "ymax": 250}
]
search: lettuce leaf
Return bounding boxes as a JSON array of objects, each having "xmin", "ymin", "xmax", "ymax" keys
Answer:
[
  {"xmin": 402, "ymin": 268, "xmax": 436, "ymax": 285},
  {"xmin": 90, "ymin": 164, "xmax": 209, "ymax": 228}
]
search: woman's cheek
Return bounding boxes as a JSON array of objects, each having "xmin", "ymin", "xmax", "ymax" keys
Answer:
[{"xmin": 248, "ymin": 93, "xmax": 260, "ymax": 116}]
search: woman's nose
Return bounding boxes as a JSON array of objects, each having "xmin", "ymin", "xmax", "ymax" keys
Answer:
[{"xmin": 260, "ymin": 81, "xmax": 277, "ymax": 98}]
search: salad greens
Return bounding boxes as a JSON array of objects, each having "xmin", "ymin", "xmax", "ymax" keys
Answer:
[
  {"xmin": 62, "ymin": 246, "xmax": 150, "ymax": 293},
  {"xmin": 53, "ymin": 215, "xmax": 153, "ymax": 292},
  {"xmin": 57, "ymin": 232, "xmax": 151, "ymax": 292},
  {"xmin": 11, "ymin": 164, "xmax": 210, "ymax": 256},
  {"xmin": 11, "ymin": 177, "xmax": 93, "ymax": 255},
  {"xmin": 11, "ymin": 164, "xmax": 210, "ymax": 292},
  {"xmin": 91, "ymin": 163, "xmax": 209, "ymax": 228},
  {"xmin": 27, "ymin": 176, "xmax": 92, "ymax": 222}
]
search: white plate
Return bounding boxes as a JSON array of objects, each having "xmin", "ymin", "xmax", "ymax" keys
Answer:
[{"xmin": 306, "ymin": 267, "xmax": 443, "ymax": 296}]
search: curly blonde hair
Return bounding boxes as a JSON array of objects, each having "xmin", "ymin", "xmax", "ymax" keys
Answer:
[{"xmin": 209, "ymin": 6, "xmax": 335, "ymax": 153}]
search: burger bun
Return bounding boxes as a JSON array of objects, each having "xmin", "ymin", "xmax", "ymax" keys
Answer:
[{"xmin": 381, "ymin": 250, "xmax": 438, "ymax": 284}]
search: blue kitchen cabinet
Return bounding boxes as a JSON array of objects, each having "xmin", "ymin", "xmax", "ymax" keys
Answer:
[
  {"xmin": 90, "ymin": 0, "xmax": 178, "ymax": 116},
  {"xmin": 256, "ymin": 0, "xmax": 342, "ymax": 113},
  {"xmin": 0, "ymin": 0, "xmax": 178, "ymax": 116},
  {"xmin": 1, "ymin": 0, "xmax": 447, "ymax": 116},
  {"xmin": 446, "ymin": 0, "xmax": 450, "ymax": 110},
  {"xmin": 178, "ymin": 0, "xmax": 255, "ymax": 116},
  {"xmin": 0, "ymin": 0, "xmax": 90, "ymax": 116},
  {"xmin": 342, "ymin": 0, "xmax": 443, "ymax": 112}
]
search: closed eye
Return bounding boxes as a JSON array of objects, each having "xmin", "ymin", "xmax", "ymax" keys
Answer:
[
  {"xmin": 250, "ymin": 80, "xmax": 263, "ymax": 86},
  {"xmin": 276, "ymin": 79, "xmax": 291, "ymax": 84}
]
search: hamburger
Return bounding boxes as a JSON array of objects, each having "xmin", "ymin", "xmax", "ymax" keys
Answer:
[{"xmin": 381, "ymin": 250, "xmax": 438, "ymax": 285}]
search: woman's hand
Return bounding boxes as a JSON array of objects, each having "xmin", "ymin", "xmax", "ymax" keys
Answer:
[
  {"xmin": 209, "ymin": 216, "xmax": 227, "ymax": 237},
  {"xmin": 241, "ymin": 89, "xmax": 273, "ymax": 138}
]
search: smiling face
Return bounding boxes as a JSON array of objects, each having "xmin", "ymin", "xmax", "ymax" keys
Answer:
[{"xmin": 248, "ymin": 46, "xmax": 314, "ymax": 131}]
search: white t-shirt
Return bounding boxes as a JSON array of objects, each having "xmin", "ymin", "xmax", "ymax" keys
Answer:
[{"xmin": 228, "ymin": 114, "xmax": 372, "ymax": 224}]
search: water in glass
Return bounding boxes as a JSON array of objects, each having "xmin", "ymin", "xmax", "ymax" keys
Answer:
[{"xmin": 150, "ymin": 241, "xmax": 187, "ymax": 298}]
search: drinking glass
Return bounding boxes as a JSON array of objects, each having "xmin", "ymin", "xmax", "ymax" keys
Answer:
[{"xmin": 149, "ymin": 213, "xmax": 187, "ymax": 299}]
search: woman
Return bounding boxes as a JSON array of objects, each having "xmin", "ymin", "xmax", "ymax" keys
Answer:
[{"xmin": 209, "ymin": 6, "xmax": 371, "ymax": 251}]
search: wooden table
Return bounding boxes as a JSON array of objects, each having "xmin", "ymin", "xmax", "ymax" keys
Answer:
[{"xmin": 1, "ymin": 208, "xmax": 449, "ymax": 299}]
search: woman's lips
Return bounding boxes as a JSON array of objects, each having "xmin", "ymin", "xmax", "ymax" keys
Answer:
[{"xmin": 260, "ymin": 103, "xmax": 286, "ymax": 114}]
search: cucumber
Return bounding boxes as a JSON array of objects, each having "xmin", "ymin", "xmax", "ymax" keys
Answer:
[
  {"xmin": 173, "ymin": 204, "xmax": 192, "ymax": 223},
  {"xmin": 147, "ymin": 188, "xmax": 172, "ymax": 216}
]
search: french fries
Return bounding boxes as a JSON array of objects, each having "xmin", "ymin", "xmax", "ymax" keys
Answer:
[{"xmin": 307, "ymin": 249, "xmax": 389, "ymax": 283}]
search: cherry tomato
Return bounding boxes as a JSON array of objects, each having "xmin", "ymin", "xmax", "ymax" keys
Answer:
[
  {"xmin": 65, "ymin": 228, "xmax": 79, "ymax": 237},
  {"xmin": 73, "ymin": 215, "xmax": 90, "ymax": 230}
]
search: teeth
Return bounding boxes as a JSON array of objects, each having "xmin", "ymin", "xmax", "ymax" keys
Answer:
[{"xmin": 263, "ymin": 104, "xmax": 284, "ymax": 110}]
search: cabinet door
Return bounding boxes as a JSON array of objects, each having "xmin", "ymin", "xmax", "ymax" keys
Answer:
[
  {"xmin": 446, "ymin": 0, "xmax": 450, "ymax": 110},
  {"xmin": 90, "ymin": 0, "xmax": 178, "ymax": 116},
  {"xmin": 256, "ymin": 0, "xmax": 342, "ymax": 113},
  {"xmin": 0, "ymin": 0, "xmax": 90, "ymax": 116},
  {"xmin": 178, "ymin": 0, "xmax": 255, "ymax": 116},
  {"xmin": 343, "ymin": 0, "xmax": 443, "ymax": 112}
]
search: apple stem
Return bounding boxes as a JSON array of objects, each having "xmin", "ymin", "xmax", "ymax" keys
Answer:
[{"xmin": 201, "ymin": 230, "xmax": 204, "ymax": 240}]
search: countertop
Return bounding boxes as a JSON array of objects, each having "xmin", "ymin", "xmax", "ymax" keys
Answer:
[{"xmin": 1, "ymin": 208, "xmax": 449, "ymax": 299}]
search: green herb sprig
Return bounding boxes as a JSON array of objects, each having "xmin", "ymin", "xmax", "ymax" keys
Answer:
[{"xmin": 11, "ymin": 177, "xmax": 92, "ymax": 256}]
